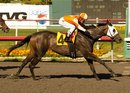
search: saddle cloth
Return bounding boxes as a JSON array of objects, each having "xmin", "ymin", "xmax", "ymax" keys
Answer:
[{"xmin": 56, "ymin": 31, "xmax": 77, "ymax": 46}]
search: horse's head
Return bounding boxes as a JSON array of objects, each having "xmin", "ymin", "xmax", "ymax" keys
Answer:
[
  {"xmin": 0, "ymin": 17, "xmax": 10, "ymax": 33},
  {"xmin": 96, "ymin": 20, "xmax": 122, "ymax": 43},
  {"xmin": 78, "ymin": 20, "xmax": 122, "ymax": 43}
]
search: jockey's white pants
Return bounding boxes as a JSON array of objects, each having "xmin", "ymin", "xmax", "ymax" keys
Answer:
[{"xmin": 59, "ymin": 17, "xmax": 76, "ymax": 37}]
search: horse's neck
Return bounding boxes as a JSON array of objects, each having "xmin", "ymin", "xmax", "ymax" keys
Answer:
[
  {"xmin": 89, "ymin": 26, "xmax": 107, "ymax": 40},
  {"xmin": 77, "ymin": 24, "xmax": 108, "ymax": 42},
  {"xmin": 78, "ymin": 31, "xmax": 95, "ymax": 45}
]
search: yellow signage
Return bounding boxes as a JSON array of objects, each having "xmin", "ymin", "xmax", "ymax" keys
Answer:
[
  {"xmin": 57, "ymin": 32, "xmax": 68, "ymax": 45},
  {"xmin": 56, "ymin": 31, "xmax": 77, "ymax": 46}
]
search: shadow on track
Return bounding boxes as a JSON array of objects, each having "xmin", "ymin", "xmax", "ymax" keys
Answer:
[
  {"xmin": 0, "ymin": 66, "xmax": 19, "ymax": 71},
  {"xmin": 0, "ymin": 66, "xmax": 40, "ymax": 71},
  {"xmin": 5, "ymin": 74, "xmax": 114, "ymax": 80},
  {"xmin": 1, "ymin": 73, "xmax": 125, "ymax": 81},
  {"xmin": 43, "ymin": 73, "xmax": 123, "ymax": 81},
  {"xmin": 44, "ymin": 74, "xmax": 112, "ymax": 79}
]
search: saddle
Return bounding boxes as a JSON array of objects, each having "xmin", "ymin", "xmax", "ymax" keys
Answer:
[{"xmin": 57, "ymin": 31, "xmax": 77, "ymax": 58}]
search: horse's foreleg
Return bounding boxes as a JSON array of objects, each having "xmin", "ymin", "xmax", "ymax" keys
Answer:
[
  {"xmin": 97, "ymin": 61, "xmax": 116, "ymax": 77},
  {"xmin": 29, "ymin": 57, "xmax": 41, "ymax": 80},
  {"xmin": 87, "ymin": 59, "xmax": 100, "ymax": 80},
  {"xmin": 87, "ymin": 53, "xmax": 116, "ymax": 77}
]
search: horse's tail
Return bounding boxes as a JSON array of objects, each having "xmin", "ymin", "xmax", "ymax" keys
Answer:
[{"xmin": 6, "ymin": 35, "xmax": 32, "ymax": 56}]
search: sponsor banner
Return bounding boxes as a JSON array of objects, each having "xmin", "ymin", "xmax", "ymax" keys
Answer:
[{"xmin": 0, "ymin": 4, "xmax": 50, "ymax": 29}]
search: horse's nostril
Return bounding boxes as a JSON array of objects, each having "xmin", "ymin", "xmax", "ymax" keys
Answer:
[
  {"xmin": 119, "ymin": 38, "xmax": 122, "ymax": 41},
  {"xmin": 5, "ymin": 28, "xmax": 10, "ymax": 31}
]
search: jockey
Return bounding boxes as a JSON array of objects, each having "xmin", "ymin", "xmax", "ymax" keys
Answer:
[{"xmin": 59, "ymin": 12, "xmax": 91, "ymax": 42}]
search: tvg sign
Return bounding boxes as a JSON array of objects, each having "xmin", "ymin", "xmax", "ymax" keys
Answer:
[{"xmin": 0, "ymin": 12, "xmax": 27, "ymax": 19}]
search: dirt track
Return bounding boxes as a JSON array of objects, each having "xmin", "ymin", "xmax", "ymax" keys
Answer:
[{"xmin": 1, "ymin": 62, "xmax": 130, "ymax": 93}]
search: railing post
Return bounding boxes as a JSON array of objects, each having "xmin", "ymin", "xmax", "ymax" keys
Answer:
[
  {"xmin": 15, "ymin": 21, "xmax": 18, "ymax": 44},
  {"xmin": 96, "ymin": 17, "xmax": 100, "ymax": 50},
  {"xmin": 111, "ymin": 41, "xmax": 114, "ymax": 63},
  {"xmin": 37, "ymin": 21, "xmax": 39, "ymax": 32}
]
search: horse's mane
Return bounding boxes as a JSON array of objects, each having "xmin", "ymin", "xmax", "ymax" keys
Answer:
[
  {"xmin": 85, "ymin": 25, "xmax": 96, "ymax": 29},
  {"xmin": 97, "ymin": 23, "xmax": 107, "ymax": 26},
  {"xmin": 78, "ymin": 22, "xmax": 108, "ymax": 39},
  {"xmin": 78, "ymin": 21, "xmax": 96, "ymax": 30}
]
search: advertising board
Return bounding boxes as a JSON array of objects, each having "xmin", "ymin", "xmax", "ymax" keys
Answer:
[{"xmin": 0, "ymin": 4, "xmax": 50, "ymax": 29}]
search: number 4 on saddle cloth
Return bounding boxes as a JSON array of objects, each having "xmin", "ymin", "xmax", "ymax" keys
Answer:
[{"xmin": 57, "ymin": 31, "xmax": 77, "ymax": 58}]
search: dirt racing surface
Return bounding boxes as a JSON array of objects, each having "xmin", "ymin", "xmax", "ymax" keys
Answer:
[{"xmin": 1, "ymin": 62, "xmax": 130, "ymax": 93}]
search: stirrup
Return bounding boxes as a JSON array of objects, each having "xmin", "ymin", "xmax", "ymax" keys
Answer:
[{"xmin": 70, "ymin": 51, "xmax": 76, "ymax": 58}]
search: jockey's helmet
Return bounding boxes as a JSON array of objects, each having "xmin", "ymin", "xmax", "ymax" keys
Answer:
[{"xmin": 79, "ymin": 13, "xmax": 88, "ymax": 20}]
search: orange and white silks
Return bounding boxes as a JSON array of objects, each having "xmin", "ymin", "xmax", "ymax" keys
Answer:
[{"xmin": 59, "ymin": 15, "xmax": 86, "ymax": 37}]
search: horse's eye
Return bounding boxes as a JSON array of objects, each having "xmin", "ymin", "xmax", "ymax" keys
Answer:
[{"xmin": 113, "ymin": 29, "xmax": 116, "ymax": 33}]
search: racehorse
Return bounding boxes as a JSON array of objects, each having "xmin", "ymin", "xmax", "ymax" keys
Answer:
[
  {"xmin": 7, "ymin": 20, "xmax": 122, "ymax": 80},
  {"xmin": 0, "ymin": 17, "xmax": 10, "ymax": 32}
]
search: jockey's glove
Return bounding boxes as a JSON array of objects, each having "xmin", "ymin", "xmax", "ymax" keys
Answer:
[
  {"xmin": 84, "ymin": 30, "xmax": 91, "ymax": 36},
  {"xmin": 84, "ymin": 31, "xmax": 94, "ymax": 39}
]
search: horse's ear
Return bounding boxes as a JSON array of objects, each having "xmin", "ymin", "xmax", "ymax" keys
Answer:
[
  {"xmin": 106, "ymin": 19, "xmax": 112, "ymax": 26},
  {"xmin": 106, "ymin": 19, "xmax": 110, "ymax": 23}
]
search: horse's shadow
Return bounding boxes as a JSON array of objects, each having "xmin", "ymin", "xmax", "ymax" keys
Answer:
[
  {"xmin": 43, "ymin": 73, "xmax": 122, "ymax": 80},
  {"xmin": 0, "ymin": 73, "xmax": 124, "ymax": 80},
  {"xmin": 0, "ymin": 66, "xmax": 19, "ymax": 71},
  {"xmin": 0, "ymin": 66, "xmax": 40, "ymax": 71}
]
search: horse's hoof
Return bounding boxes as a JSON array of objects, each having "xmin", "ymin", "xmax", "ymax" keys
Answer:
[
  {"xmin": 33, "ymin": 78, "xmax": 39, "ymax": 80},
  {"xmin": 6, "ymin": 74, "xmax": 19, "ymax": 79},
  {"xmin": 96, "ymin": 78, "xmax": 101, "ymax": 81},
  {"xmin": 33, "ymin": 77, "xmax": 39, "ymax": 80},
  {"xmin": 113, "ymin": 74, "xmax": 117, "ymax": 77},
  {"xmin": 94, "ymin": 75, "xmax": 100, "ymax": 81},
  {"xmin": 95, "ymin": 76, "xmax": 100, "ymax": 81},
  {"xmin": 112, "ymin": 75, "xmax": 117, "ymax": 78},
  {"xmin": 111, "ymin": 73, "xmax": 118, "ymax": 77}
]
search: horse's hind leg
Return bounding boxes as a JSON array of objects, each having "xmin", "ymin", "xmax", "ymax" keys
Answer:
[
  {"xmin": 29, "ymin": 57, "xmax": 41, "ymax": 80},
  {"xmin": 7, "ymin": 54, "xmax": 33, "ymax": 79},
  {"xmin": 15, "ymin": 54, "xmax": 34, "ymax": 77},
  {"xmin": 28, "ymin": 47, "xmax": 48, "ymax": 80}
]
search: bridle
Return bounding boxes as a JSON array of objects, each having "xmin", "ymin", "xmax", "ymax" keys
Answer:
[
  {"xmin": 0, "ymin": 19, "xmax": 4, "ymax": 28},
  {"xmin": 106, "ymin": 25, "xmax": 119, "ymax": 40}
]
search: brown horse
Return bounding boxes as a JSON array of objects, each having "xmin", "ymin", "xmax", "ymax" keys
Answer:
[
  {"xmin": 0, "ymin": 17, "xmax": 10, "ymax": 32},
  {"xmin": 7, "ymin": 20, "xmax": 122, "ymax": 80}
]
